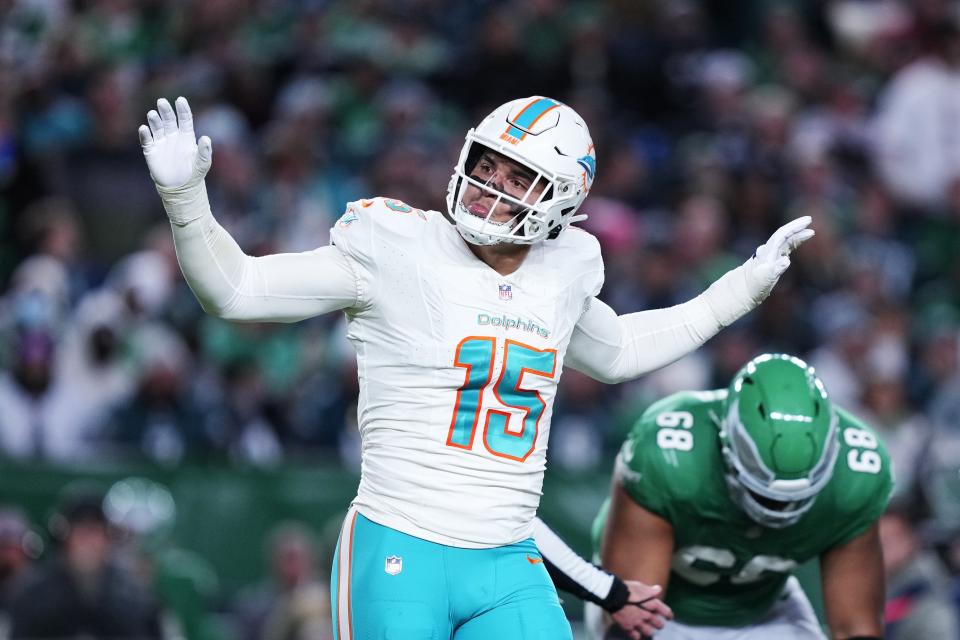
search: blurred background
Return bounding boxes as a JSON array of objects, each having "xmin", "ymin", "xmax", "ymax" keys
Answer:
[{"xmin": 1, "ymin": 0, "xmax": 960, "ymax": 638}]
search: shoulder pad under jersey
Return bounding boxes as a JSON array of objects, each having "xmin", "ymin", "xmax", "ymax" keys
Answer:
[
  {"xmin": 617, "ymin": 391, "xmax": 726, "ymax": 516},
  {"xmin": 544, "ymin": 226, "xmax": 605, "ymax": 298},
  {"xmin": 330, "ymin": 196, "xmax": 438, "ymax": 261}
]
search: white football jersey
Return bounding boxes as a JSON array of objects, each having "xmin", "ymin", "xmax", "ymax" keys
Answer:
[{"xmin": 329, "ymin": 197, "xmax": 604, "ymax": 548}]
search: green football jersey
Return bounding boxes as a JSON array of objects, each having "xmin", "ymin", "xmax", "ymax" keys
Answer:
[{"xmin": 591, "ymin": 390, "xmax": 893, "ymax": 627}]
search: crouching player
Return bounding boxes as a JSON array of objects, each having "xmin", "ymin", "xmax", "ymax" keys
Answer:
[
  {"xmin": 589, "ymin": 354, "xmax": 892, "ymax": 639},
  {"xmin": 535, "ymin": 354, "xmax": 892, "ymax": 640}
]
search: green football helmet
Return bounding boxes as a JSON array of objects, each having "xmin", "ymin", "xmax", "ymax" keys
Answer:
[{"xmin": 719, "ymin": 354, "xmax": 840, "ymax": 528}]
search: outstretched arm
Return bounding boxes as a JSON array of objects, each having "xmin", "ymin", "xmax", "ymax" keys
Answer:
[
  {"xmin": 567, "ymin": 217, "xmax": 813, "ymax": 383},
  {"xmin": 139, "ymin": 97, "xmax": 358, "ymax": 322}
]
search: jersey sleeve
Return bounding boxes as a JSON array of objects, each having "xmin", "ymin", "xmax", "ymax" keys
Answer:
[
  {"xmin": 565, "ymin": 230, "xmax": 729, "ymax": 384},
  {"xmin": 532, "ymin": 517, "xmax": 625, "ymax": 610},
  {"xmin": 614, "ymin": 392, "xmax": 722, "ymax": 520},
  {"xmin": 614, "ymin": 398, "xmax": 676, "ymax": 518},
  {"xmin": 328, "ymin": 197, "xmax": 431, "ymax": 311},
  {"xmin": 168, "ymin": 204, "xmax": 358, "ymax": 322},
  {"xmin": 824, "ymin": 409, "xmax": 895, "ymax": 548}
]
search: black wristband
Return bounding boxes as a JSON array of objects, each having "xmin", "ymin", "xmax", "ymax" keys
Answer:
[{"xmin": 601, "ymin": 575, "xmax": 631, "ymax": 612}]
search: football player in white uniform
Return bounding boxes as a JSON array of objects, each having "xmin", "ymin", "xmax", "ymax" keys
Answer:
[{"xmin": 138, "ymin": 95, "xmax": 813, "ymax": 639}]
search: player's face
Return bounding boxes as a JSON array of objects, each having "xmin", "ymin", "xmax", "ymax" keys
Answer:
[{"xmin": 462, "ymin": 150, "xmax": 546, "ymax": 224}]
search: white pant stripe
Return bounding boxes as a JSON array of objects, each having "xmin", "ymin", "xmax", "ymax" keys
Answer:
[{"xmin": 337, "ymin": 507, "xmax": 358, "ymax": 640}]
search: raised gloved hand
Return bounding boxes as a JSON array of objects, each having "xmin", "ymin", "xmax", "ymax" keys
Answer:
[
  {"xmin": 138, "ymin": 97, "xmax": 212, "ymax": 224},
  {"xmin": 701, "ymin": 215, "xmax": 814, "ymax": 327},
  {"xmin": 742, "ymin": 215, "xmax": 815, "ymax": 303}
]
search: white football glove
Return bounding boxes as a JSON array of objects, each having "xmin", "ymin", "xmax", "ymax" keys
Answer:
[
  {"xmin": 702, "ymin": 215, "xmax": 814, "ymax": 327},
  {"xmin": 743, "ymin": 215, "xmax": 814, "ymax": 303},
  {"xmin": 138, "ymin": 97, "xmax": 212, "ymax": 224}
]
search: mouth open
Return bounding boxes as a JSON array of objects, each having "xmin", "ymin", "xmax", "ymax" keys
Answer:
[
  {"xmin": 460, "ymin": 197, "xmax": 516, "ymax": 228},
  {"xmin": 467, "ymin": 202, "xmax": 490, "ymax": 219}
]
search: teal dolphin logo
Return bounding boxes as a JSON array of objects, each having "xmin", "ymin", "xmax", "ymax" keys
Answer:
[{"xmin": 577, "ymin": 155, "xmax": 596, "ymax": 181}]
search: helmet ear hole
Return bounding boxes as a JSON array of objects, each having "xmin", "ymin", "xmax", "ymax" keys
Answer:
[
  {"xmin": 757, "ymin": 403, "xmax": 766, "ymax": 420},
  {"xmin": 546, "ymin": 205, "xmax": 576, "ymax": 240}
]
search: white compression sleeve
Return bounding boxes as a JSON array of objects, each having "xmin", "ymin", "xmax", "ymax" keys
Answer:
[
  {"xmin": 566, "ymin": 263, "xmax": 757, "ymax": 384},
  {"xmin": 160, "ymin": 180, "xmax": 358, "ymax": 322},
  {"xmin": 533, "ymin": 517, "xmax": 614, "ymax": 601}
]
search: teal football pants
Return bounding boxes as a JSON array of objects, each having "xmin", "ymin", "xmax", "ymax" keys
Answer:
[{"xmin": 331, "ymin": 507, "xmax": 572, "ymax": 640}]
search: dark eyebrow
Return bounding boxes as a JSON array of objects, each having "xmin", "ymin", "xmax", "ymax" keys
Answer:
[
  {"xmin": 508, "ymin": 165, "xmax": 536, "ymax": 182},
  {"xmin": 479, "ymin": 151, "xmax": 535, "ymax": 182},
  {"xmin": 478, "ymin": 152, "xmax": 501, "ymax": 167}
]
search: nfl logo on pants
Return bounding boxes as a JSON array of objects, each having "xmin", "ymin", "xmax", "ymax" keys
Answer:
[{"xmin": 385, "ymin": 555, "xmax": 402, "ymax": 576}]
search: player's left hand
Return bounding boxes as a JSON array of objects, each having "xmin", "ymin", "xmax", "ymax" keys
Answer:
[
  {"xmin": 742, "ymin": 215, "xmax": 814, "ymax": 304},
  {"xmin": 610, "ymin": 581, "xmax": 673, "ymax": 639},
  {"xmin": 138, "ymin": 97, "xmax": 212, "ymax": 191}
]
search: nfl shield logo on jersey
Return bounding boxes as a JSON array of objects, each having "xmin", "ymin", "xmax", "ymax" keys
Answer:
[
  {"xmin": 499, "ymin": 284, "xmax": 513, "ymax": 301},
  {"xmin": 384, "ymin": 555, "xmax": 402, "ymax": 576}
]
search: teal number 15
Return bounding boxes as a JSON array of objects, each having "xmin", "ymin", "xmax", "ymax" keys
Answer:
[{"xmin": 446, "ymin": 337, "xmax": 557, "ymax": 462}]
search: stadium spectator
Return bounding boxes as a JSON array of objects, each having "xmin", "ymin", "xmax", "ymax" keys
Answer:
[
  {"xmin": 0, "ymin": 2, "xmax": 958, "ymax": 634},
  {"xmin": 0, "ymin": 329, "xmax": 88, "ymax": 460},
  {"xmin": 101, "ymin": 327, "xmax": 210, "ymax": 463},
  {"xmin": 233, "ymin": 522, "xmax": 330, "ymax": 640},
  {"xmin": 103, "ymin": 477, "xmax": 223, "ymax": 640},
  {"xmin": 860, "ymin": 375, "xmax": 933, "ymax": 500},
  {"xmin": 874, "ymin": 21, "xmax": 960, "ymax": 212},
  {"xmin": 0, "ymin": 508, "xmax": 38, "ymax": 632},
  {"xmin": 8, "ymin": 490, "xmax": 162, "ymax": 639},
  {"xmin": 879, "ymin": 502, "xmax": 960, "ymax": 640},
  {"xmin": 0, "ymin": 0, "xmax": 957, "ymax": 469}
]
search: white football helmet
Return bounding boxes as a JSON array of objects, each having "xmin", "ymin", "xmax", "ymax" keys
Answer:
[{"xmin": 446, "ymin": 96, "xmax": 597, "ymax": 245}]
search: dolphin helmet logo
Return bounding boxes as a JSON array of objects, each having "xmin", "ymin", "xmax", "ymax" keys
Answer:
[{"xmin": 576, "ymin": 155, "xmax": 596, "ymax": 181}]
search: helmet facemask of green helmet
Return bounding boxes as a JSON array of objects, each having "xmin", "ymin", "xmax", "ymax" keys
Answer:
[{"xmin": 719, "ymin": 354, "xmax": 840, "ymax": 529}]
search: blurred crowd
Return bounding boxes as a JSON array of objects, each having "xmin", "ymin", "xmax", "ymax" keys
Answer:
[
  {"xmin": 0, "ymin": 482, "xmax": 335, "ymax": 640},
  {"xmin": 2, "ymin": 0, "xmax": 960, "ymax": 637}
]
